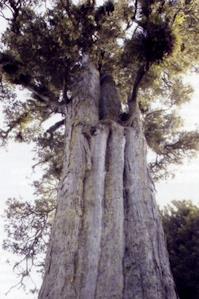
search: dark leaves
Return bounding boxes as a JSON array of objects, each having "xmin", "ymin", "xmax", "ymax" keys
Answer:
[{"xmin": 162, "ymin": 200, "xmax": 199, "ymax": 299}]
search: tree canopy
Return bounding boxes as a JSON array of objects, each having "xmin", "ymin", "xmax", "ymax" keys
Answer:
[
  {"xmin": 0, "ymin": 0, "xmax": 199, "ymax": 291},
  {"xmin": 162, "ymin": 200, "xmax": 199, "ymax": 299}
]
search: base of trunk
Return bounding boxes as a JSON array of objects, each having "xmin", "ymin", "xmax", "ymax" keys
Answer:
[{"xmin": 39, "ymin": 121, "xmax": 177, "ymax": 299}]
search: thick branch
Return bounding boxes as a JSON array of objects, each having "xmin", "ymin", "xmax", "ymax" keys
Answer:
[
  {"xmin": 120, "ymin": 63, "xmax": 149, "ymax": 125},
  {"xmin": 129, "ymin": 63, "xmax": 149, "ymax": 104}
]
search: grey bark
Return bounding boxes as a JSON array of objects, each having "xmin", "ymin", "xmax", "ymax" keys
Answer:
[
  {"xmin": 38, "ymin": 61, "xmax": 177, "ymax": 299},
  {"xmin": 99, "ymin": 73, "xmax": 121, "ymax": 122}
]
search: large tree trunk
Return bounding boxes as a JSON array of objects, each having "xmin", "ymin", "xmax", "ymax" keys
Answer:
[{"xmin": 38, "ymin": 61, "xmax": 177, "ymax": 299}]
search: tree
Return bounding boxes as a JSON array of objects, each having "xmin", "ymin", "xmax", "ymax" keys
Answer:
[
  {"xmin": 0, "ymin": 0, "xmax": 199, "ymax": 298},
  {"xmin": 162, "ymin": 200, "xmax": 199, "ymax": 299}
]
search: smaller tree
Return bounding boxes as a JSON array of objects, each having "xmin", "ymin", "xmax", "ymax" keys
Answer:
[{"xmin": 162, "ymin": 200, "xmax": 199, "ymax": 299}]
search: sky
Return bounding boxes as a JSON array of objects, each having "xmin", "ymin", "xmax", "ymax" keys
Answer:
[
  {"xmin": 156, "ymin": 74, "xmax": 199, "ymax": 206},
  {"xmin": 0, "ymin": 5, "xmax": 199, "ymax": 299}
]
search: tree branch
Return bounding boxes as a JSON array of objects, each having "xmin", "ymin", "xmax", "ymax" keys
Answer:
[
  {"xmin": 129, "ymin": 63, "xmax": 149, "ymax": 103},
  {"xmin": 171, "ymin": 8, "xmax": 183, "ymax": 26},
  {"xmin": 132, "ymin": 0, "xmax": 138, "ymax": 20},
  {"xmin": 46, "ymin": 119, "xmax": 65, "ymax": 136},
  {"xmin": 0, "ymin": 10, "xmax": 10, "ymax": 21},
  {"xmin": 0, "ymin": 112, "xmax": 28, "ymax": 141},
  {"xmin": 0, "ymin": 52, "xmax": 65, "ymax": 112},
  {"xmin": 120, "ymin": 63, "xmax": 150, "ymax": 124},
  {"xmin": 28, "ymin": 82, "xmax": 57, "ymax": 104}
]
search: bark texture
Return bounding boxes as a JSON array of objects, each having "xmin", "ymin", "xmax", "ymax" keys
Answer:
[
  {"xmin": 38, "ymin": 62, "xmax": 177, "ymax": 299},
  {"xmin": 99, "ymin": 73, "xmax": 121, "ymax": 122}
]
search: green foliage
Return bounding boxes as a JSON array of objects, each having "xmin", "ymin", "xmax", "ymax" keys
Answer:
[
  {"xmin": 139, "ymin": 21, "xmax": 175, "ymax": 63},
  {"xmin": 124, "ymin": 21, "xmax": 175, "ymax": 64},
  {"xmin": 3, "ymin": 177, "xmax": 57, "ymax": 288},
  {"xmin": 162, "ymin": 200, "xmax": 199, "ymax": 299}
]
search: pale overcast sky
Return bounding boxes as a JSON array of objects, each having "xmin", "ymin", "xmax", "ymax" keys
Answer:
[{"xmin": 0, "ymin": 8, "xmax": 199, "ymax": 299}]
